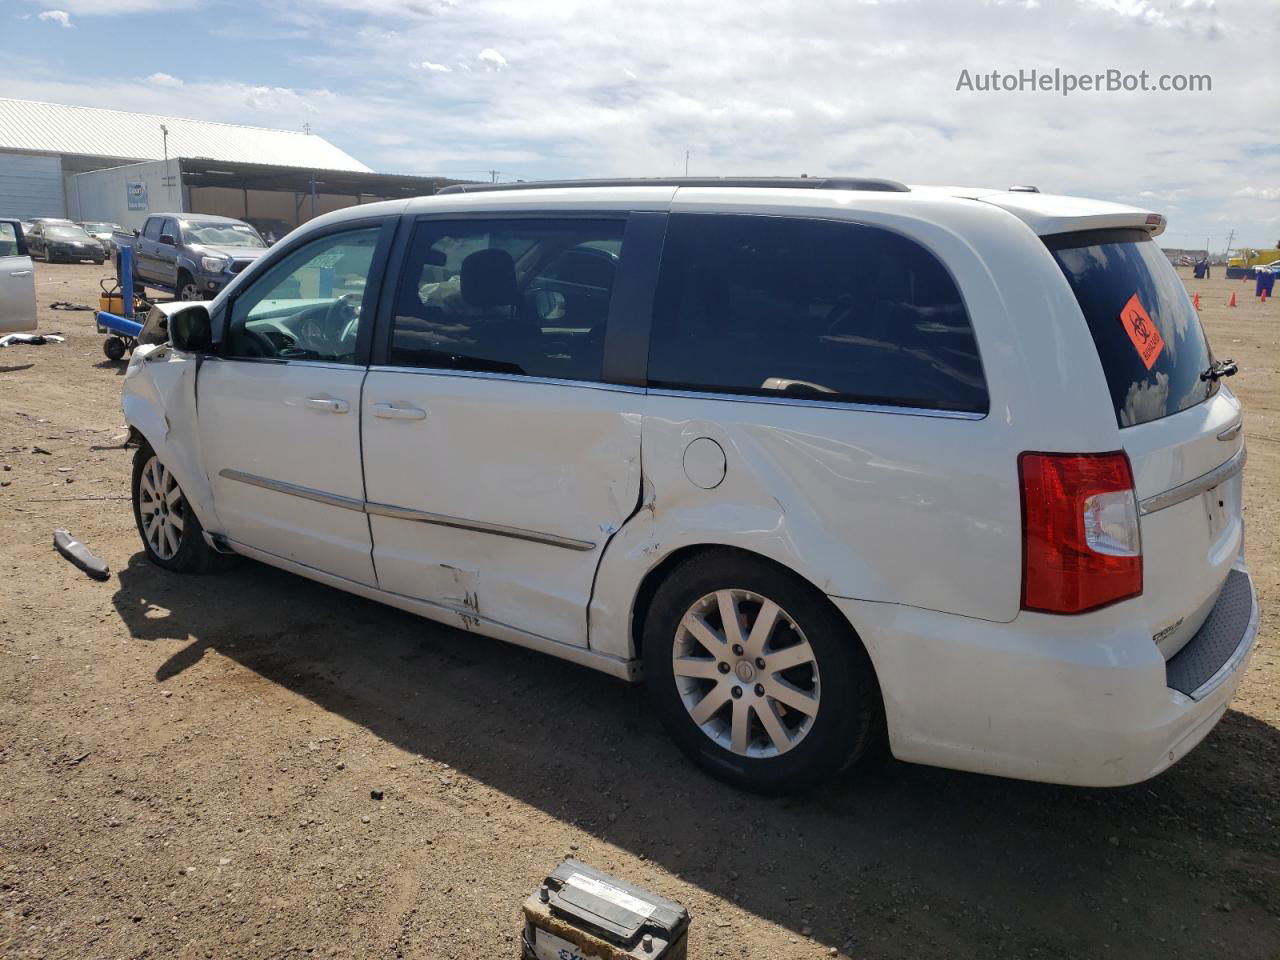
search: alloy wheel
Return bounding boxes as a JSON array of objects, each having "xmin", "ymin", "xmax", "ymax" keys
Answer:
[
  {"xmin": 137, "ymin": 456, "xmax": 186, "ymax": 560},
  {"xmin": 672, "ymin": 588, "xmax": 821, "ymax": 758}
]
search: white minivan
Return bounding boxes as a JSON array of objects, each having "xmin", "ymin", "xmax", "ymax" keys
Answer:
[{"xmin": 121, "ymin": 178, "xmax": 1258, "ymax": 793}]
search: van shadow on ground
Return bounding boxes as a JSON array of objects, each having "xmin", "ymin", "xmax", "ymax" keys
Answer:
[{"xmin": 111, "ymin": 553, "xmax": 1280, "ymax": 958}]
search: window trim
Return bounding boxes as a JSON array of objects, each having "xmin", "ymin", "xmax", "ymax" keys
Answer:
[
  {"xmin": 643, "ymin": 211, "xmax": 990, "ymax": 417},
  {"xmin": 216, "ymin": 215, "xmax": 399, "ymax": 367},
  {"xmin": 370, "ymin": 210, "xmax": 660, "ymax": 387}
]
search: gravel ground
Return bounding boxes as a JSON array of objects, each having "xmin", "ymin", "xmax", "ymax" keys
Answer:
[{"xmin": 0, "ymin": 262, "xmax": 1277, "ymax": 960}]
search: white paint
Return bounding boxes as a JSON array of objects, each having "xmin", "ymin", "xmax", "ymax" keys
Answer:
[
  {"xmin": 682, "ymin": 436, "xmax": 726, "ymax": 489},
  {"xmin": 121, "ymin": 182, "xmax": 1257, "ymax": 788}
]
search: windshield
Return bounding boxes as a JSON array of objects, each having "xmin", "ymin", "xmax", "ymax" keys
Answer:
[
  {"xmin": 1049, "ymin": 229, "xmax": 1218, "ymax": 427},
  {"xmin": 81, "ymin": 222, "xmax": 113, "ymax": 233},
  {"xmin": 182, "ymin": 221, "xmax": 266, "ymax": 248},
  {"xmin": 48, "ymin": 226, "xmax": 92, "ymax": 240}
]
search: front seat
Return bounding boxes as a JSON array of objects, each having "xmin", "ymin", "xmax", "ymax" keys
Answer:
[{"xmin": 459, "ymin": 249, "xmax": 543, "ymax": 374}]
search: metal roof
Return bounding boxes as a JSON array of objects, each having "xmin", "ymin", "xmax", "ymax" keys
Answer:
[{"xmin": 0, "ymin": 98, "xmax": 371, "ymax": 173}]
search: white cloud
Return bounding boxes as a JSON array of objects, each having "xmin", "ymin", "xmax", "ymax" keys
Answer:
[
  {"xmin": 145, "ymin": 72, "xmax": 184, "ymax": 88},
  {"xmin": 6, "ymin": 0, "xmax": 1276, "ymax": 247},
  {"xmin": 1233, "ymin": 187, "xmax": 1280, "ymax": 202},
  {"xmin": 477, "ymin": 48, "xmax": 509, "ymax": 71},
  {"xmin": 37, "ymin": 9, "xmax": 73, "ymax": 27},
  {"xmin": 31, "ymin": 0, "xmax": 198, "ymax": 12}
]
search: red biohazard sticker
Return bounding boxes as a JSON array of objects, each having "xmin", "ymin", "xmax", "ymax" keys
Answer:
[{"xmin": 1119, "ymin": 293, "xmax": 1165, "ymax": 370}]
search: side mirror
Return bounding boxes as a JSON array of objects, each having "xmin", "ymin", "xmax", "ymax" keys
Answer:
[
  {"xmin": 159, "ymin": 233, "xmax": 176, "ymax": 246},
  {"xmin": 133, "ymin": 228, "xmax": 141, "ymax": 237},
  {"xmin": 168, "ymin": 303, "xmax": 212, "ymax": 352}
]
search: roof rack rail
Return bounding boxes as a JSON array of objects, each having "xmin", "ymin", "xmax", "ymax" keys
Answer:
[{"xmin": 436, "ymin": 176, "xmax": 910, "ymax": 195}]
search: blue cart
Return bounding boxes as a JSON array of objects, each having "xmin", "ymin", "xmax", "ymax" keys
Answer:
[{"xmin": 95, "ymin": 246, "xmax": 146, "ymax": 360}]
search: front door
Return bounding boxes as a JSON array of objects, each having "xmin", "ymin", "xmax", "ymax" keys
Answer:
[
  {"xmin": 0, "ymin": 221, "xmax": 37, "ymax": 334},
  {"xmin": 361, "ymin": 214, "xmax": 645, "ymax": 646},
  {"xmin": 197, "ymin": 219, "xmax": 394, "ymax": 586}
]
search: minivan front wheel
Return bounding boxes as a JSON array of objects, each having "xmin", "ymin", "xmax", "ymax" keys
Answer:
[
  {"xmin": 643, "ymin": 551, "xmax": 882, "ymax": 794},
  {"xmin": 131, "ymin": 445, "xmax": 229, "ymax": 573}
]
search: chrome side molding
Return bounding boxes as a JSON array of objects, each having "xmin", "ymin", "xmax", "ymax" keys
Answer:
[
  {"xmin": 218, "ymin": 468, "xmax": 596, "ymax": 551},
  {"xmin": 1138, "ymin": 445, "xmax": 1247, "ymax": 517}
]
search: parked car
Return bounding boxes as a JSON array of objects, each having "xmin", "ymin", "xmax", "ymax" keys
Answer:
[
  {"xmin": 1253, "ymin": 259, "xmax": 1280, "ymax": 274},
  {"xmin": 26, "ymin": 221, "xmax": 106, "ymax": 264},
  {"xmin": 0, "ymin": 219, "xmax": 38, "ymax": 333},
  {"xmin": 120, "ymin": 178, "xmax": 1257, "ymax": 794},
  {"xmin": 114, "ymin": 213, "xmax": 268, "ymax": 300},
  {"xmin": 78, "ymin": 221, "xmax": 123, "ymax": 255}
]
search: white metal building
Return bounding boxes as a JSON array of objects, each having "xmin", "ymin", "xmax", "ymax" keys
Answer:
[{"xmin": 0, "ymin": 98, "xmax": 454, "ymax": 228}]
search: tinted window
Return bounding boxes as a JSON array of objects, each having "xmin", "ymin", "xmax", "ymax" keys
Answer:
[
  {"xmin": 225, "ymin": 227, "xmax": 379, "ymax": 363},
  {"xmin": 0, "ymin": 222, "xmax": 18, "ymax": 258},
  {"xmin": 647, "ymin": 214, "xmax": 988, "ymax": 413},
  {"xmin": 161, "ymin": 219, "xmax": 179, "ymax": 241},
  {"xmin": 143, "ymin": 218, "xmax": 162, "ymax": 241},
  {"xmin": 1049, "ymin": 230, "xmax": 1217, "ymax": 427},
  {"xmin": 389, "ymin": 219, "xmax": 625, "ymax": 382}
]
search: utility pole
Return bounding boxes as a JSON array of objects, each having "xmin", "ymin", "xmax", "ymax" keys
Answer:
[
  {"xmin": 160, "ymin": 123, "xmax": 173, "ymax": 203},
  {"xmin": 684, "ymin": 150, "xmax": 689, "ymax": 176},
  {"xmin": 1224, "ymin": 228, "xmax": 1235, "ymax": 258},
  {"xmin": 488, "ymin": 169, "xmax": 500, "ymax": 183}
]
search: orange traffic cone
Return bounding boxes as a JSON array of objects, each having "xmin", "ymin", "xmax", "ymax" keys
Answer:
[
  {"xmin": 1193, "ymin": 293, "xmax": 1201, "ymax": 310},
  {"xmin": 1263, "ymin": 288, "xmax": 1270, "ymax": 303},
  {"xmin": 1229, "ymin": 291, "xmax": 1237, "ymax": 307}
]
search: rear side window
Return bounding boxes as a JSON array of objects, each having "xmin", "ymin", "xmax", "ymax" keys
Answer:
[
  {"xmin": 1048, "ymin": 229, "xmax": 1218, "ymax": 427},
  {"xmin": 388, "ymin": 218, "xmax": 625, "ymax": 383},
  {"xmin": 646, "ymin": 214, "xmax": 988, "ymax": 413}
]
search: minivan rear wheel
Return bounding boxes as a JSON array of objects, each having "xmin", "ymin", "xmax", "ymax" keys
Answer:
[{"xmin": 643, "ymin": 550, "xmax": 882, "ymax": 794}]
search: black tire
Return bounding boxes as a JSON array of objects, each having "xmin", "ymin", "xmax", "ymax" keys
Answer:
[
  {"xmin": 103, "ymin": 337, "xmax": 126, "ymax": 361},
  {"xmin": 642, "ymin": 549, "xmax": 883, "ymax": 794},
  {"xmin": 94, "ymin": 258, "xmax": 104, "ymax": 266},
  {"xmin": 177, "ymin": 271, "xmax": 200, "ymax": 302},
  {"xmin": 131, "ymin": 444, "xmax": 233, "ymax": 574}
]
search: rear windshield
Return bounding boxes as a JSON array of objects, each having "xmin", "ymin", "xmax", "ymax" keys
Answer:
[{"xmin": 1048, "ymin": 229, "xmax": 1218, "ymax": 427}]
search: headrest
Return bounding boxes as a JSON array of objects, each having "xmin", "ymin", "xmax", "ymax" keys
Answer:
[{"xmin": 460, "ymin": 249, "xmax": 518, "ymax": 308}]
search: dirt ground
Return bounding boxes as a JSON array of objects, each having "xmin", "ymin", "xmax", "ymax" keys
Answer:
[{"xmin": 0, "ymin": 262, "xmax": 1277, "ymax": 960}]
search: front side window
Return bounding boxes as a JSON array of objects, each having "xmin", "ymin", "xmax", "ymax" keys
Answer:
[
  {"xmin": 388, "ymin": 218, "xmax": 625, "ymax": 382},
  {"xmin": 143, "ymin": 218, "xmax": 162, "ymax": 241},
  {"xmin": 647, "ymin": 214, "xmax": 988, "ymax": 413},
  {"xmin": 224, "ymin": 227, "xmax": 380, "ymax": 363}
]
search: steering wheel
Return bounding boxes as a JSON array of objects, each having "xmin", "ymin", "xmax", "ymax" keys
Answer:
[{"xmin": 299, "ymin": 295, "xmax": 359, "ymax": 359}]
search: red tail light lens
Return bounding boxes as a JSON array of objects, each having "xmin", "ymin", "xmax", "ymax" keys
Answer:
[{"xmin": 1019, "ymin": 451, "xmax": 1142, "ymax": 614}]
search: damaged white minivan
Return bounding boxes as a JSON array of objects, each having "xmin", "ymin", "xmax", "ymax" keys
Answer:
[{"xmin": 121, "ymin": 178, "xmax": 1258, "ymax": 793}]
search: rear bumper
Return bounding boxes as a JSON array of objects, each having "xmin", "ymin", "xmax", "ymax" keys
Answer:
[{"xmin": 833, "ymin": 561, "xmax": 1259, "ymax": 786}]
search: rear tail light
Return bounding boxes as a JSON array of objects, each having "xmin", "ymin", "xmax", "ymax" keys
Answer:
[{"xmin": 1019, "ymin": 451, "xmax": 1142, "ymax": 614}]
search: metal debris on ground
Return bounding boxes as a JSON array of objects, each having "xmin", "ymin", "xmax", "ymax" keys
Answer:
[
  {"xmin": 53, "ymin": 528, "xmax": 111, "ymax": 581},
  {"xmin": 0, "ymin": 333, "xmax": 66, "ymax": 348},
  {"xmin": 49, "ymin": 301, "xmax": 94, "ymax": 311}
]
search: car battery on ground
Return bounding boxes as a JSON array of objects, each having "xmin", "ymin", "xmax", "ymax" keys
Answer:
[{"xmin": 521, "ymin": 859, "xmax": 689, "ymax": 960}]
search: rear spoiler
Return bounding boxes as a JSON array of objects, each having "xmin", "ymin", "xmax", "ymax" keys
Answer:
[{"xmin": 978, "ymin": 192, "xmax": 1166, "ymax": 238}]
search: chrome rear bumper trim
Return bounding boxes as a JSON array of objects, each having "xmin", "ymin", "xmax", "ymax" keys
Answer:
[{"xmin": 1139, "ymin": 445, "xmax": 1246, "ymax": 517}]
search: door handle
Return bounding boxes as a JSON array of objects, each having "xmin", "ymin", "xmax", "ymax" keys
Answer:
[
  {"xmin": 304, "ymin": 395, "xmax": 350, "ymax": 414},
  {"xmin": 7, "ymin": 270, "xmax": 32, "ymax": 278},
  {"xmin": 371, "ymin": 402, "xmax": 427, "ymax": 421}
]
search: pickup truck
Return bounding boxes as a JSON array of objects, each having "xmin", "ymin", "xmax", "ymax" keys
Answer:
[{"xmin": 114, "ymin": 213, "xmax": 268, "ymax": 301}]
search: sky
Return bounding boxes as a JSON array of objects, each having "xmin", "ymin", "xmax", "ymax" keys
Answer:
[{"xmin": 3, "ymin": 0, "xmax": 1277, "ymax": 250}]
